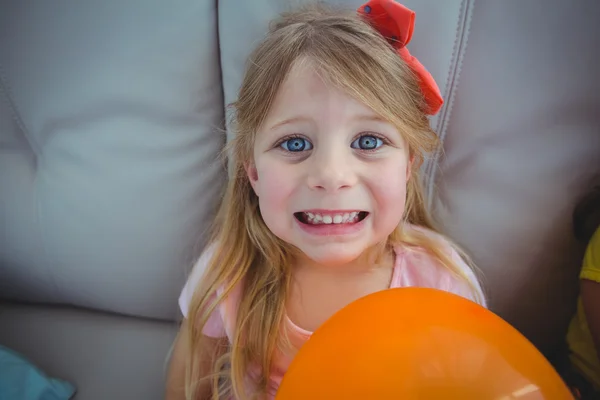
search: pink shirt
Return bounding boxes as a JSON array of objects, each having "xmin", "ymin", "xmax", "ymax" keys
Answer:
[{"xmin": 179, "ymin": 230, "xmax": 486, "ymax": 398}]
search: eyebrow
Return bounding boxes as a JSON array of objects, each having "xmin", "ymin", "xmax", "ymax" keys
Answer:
[
  {"xmin": 267, "ymin": 114, "xmax": 389, "ymax": 131},
  {"xmin": 268, "ymin": 116, "xmax": 311, "ymax": 131},
  {"xmin": 352, "ymin": 114, "xmax": 389, "ymax": 123}
]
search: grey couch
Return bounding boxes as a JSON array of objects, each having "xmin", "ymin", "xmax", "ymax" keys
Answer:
[{"xmin": 1, "ymin": 1, "xmax": 599, "ymax": 399}]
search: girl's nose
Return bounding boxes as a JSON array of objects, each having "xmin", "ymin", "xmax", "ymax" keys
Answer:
[{"xmin": 306, "ymin": 148, "xmax": 357, "ymax": 192}]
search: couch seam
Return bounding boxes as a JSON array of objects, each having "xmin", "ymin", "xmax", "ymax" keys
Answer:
[
  {"xmin": 0, "ymin": 62, "xmax": 61, "ymax": 300},
  {"xmin": 0, "ymin": 65, "xmax": 41, "ymax": 158},
  {"xmin": 215, "ymin": 0, "xmax": 226, "ymax": 133},
  {"xmin": 424, "ymin": 0, "xmax": 475, "ymax": 211}
]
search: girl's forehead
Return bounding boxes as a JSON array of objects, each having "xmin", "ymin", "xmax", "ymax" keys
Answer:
[
  {"xmin": 277, "ymin": 60, "xmax": 329, "ymax": 102},
  {"xmin": 262, "ymin": 60, "xmax": 383, "ymax": 129}
]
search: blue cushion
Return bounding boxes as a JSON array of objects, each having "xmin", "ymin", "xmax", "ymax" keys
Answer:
[{"xmin": 0, "ymin": 346, "xmax": 75, "ymax": 400}]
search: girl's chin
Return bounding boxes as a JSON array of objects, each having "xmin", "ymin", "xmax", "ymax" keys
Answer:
[
  {"xmin": 294, "ymin": 239, "xmax": 391, "ymax": 269},
  {"xmin": 300, "ymin": 248, "xmax": 367, "ymax": 268}
]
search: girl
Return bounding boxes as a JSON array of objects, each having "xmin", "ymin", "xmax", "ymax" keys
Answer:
[
  {"xmin": 166, "ymin": 1, "xmax": 486, "ymax": 399},
  {"xmin": 565, "ymin": 186, "xmax": 600, "ymax": 399}
]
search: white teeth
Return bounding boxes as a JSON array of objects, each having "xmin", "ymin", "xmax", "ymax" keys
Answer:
[{"xmin": 301, "ymin": 212, "xmax": 364, "ymax": 225}]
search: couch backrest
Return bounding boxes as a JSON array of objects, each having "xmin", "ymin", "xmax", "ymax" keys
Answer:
[
  {"xmin": 1, "ymin": 0, "xmax": 599, "ymax": 355},
  {"xmin": 426, "ymin": 0, "xmax": 600, "ymax": 353},
  {"xmin": 0, "ymin": 0, "xmax": 227, "ymax": 320}
]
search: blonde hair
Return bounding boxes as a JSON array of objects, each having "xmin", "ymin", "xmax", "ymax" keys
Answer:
[{"xmin": 186, "ymin": 3, "xmax": 484, "ymax": 399}]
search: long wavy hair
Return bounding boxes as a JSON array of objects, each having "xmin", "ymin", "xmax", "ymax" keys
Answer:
[{"xmin": 185, "ymin": 3, "xmax": 484, "ymax": 399}]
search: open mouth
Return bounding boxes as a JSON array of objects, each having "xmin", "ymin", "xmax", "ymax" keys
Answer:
[{"xmin": 294, "ymin": 211, "xmax": 369, "ymax": 225}]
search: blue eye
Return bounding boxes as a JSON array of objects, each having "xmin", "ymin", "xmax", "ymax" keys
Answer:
[
  {"xmin": 351, "ymin": 135, "xmax": 383, "ymax": 150},
  {"xmin": 280, "ymin": 137, "xmax": 313, "ymax": 152}
]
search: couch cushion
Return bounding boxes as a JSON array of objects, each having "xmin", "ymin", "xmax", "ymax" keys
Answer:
[
  {"xmin": 0, "ymin": 0, "xmax": 226, "ymax": 320},
  {"xmin": 431, "ymin": 0, "xmax": 600, "ymax": 353},
  {"xmin": 0, "ymin": 302, "xmax": 178, "ymax": 400}
]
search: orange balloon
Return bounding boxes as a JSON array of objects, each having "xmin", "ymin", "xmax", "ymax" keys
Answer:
[{"xmin": 276, "ymin": 288, "xmax": 573, "ymax": 400}]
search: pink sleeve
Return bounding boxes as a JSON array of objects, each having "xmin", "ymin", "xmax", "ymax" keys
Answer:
[
  {"xmin": 445, "ymin": 246, "xmax": 487, "ymax": 308},
  {"xmin": 399, "ymin": 225, "xmax": 487, "ymax": 308},
  {"xmin": 178, "ymin": 244, "xmax": 226, "ymax": 338}
]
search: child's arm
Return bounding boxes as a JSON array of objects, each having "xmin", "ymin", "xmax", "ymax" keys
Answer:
[
  {"xmin": 581, "ymin": 279, "xmax": 600, "ymax": 362},
  {"xmin": 165, "ymin": 320, "xmax": 227, "ymax": 400}
]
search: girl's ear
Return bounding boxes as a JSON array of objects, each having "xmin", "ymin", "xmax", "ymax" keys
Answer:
[{"xmin": 245, "ymin": 162, "xmax": 259, "ymax": 193}]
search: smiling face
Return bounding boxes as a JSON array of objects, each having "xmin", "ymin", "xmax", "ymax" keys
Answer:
[{"xmin": 247, "ymin": 61, "xmax": 412, "ymax": 267}]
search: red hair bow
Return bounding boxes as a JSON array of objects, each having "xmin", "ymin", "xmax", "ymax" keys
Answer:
[{"xmin": 358, "ymin": 0, "xmax": 444, "ymax": 115}]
